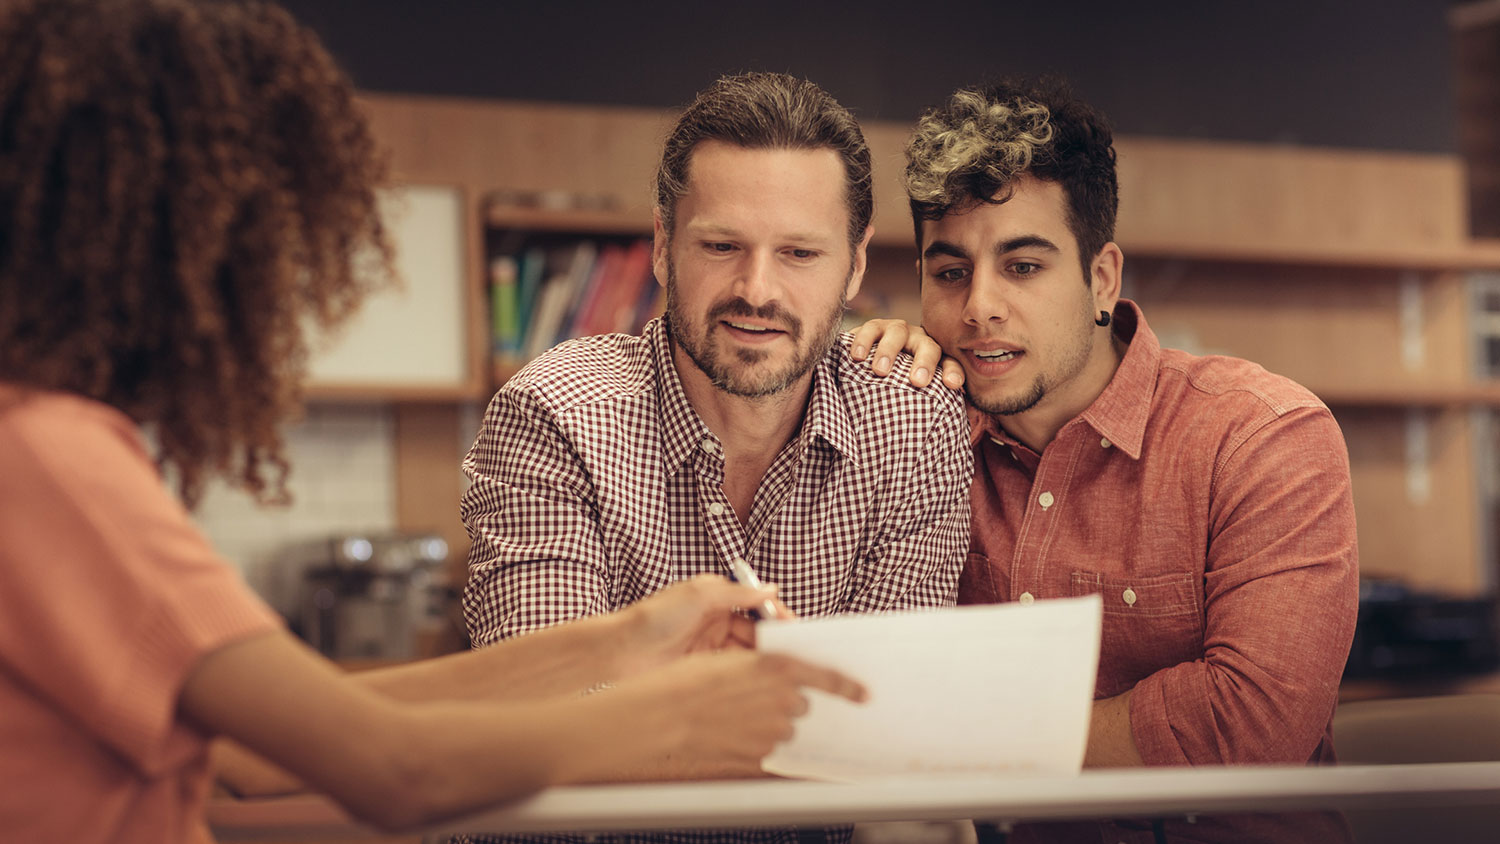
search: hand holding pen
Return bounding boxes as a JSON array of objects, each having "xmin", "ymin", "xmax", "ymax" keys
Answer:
[
  {"xmin": 728, "ymin": 558, "xmax": 787, "ymax": 621},
  {"xmin": 611, "ymin": 573, "xmax": 791, "ymax": 677}
]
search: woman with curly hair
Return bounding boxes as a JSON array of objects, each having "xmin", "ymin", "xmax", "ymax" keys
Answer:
[{"xmin": 0, "ymin": 1, "xmax": 863, "ymax": 840}]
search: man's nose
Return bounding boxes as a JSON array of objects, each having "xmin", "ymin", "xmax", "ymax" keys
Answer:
[
  {"xmin": 733, "ymin": 249, "xmax": 778, "ymax": 306},
  {"xmin": 962, "ymin": 270, "xmax": 1009, "ymax": 325}
]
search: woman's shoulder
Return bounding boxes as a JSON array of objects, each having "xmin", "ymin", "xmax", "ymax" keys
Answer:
[{"xmin": 0, "ymin": 384, "xmax": 155, "ymax": 496}]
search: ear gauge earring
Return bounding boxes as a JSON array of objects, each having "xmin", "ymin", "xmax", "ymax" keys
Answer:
[{"xmin": 1096, "ymin": 310, "xmax": 1112, "ymax": 327}]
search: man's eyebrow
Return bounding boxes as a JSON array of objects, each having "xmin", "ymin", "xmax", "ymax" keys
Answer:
[
  {"xmin": 685, "ymin": 223, "xmax": 740, "ymax": 238},
  {"xmin": 924, "ymin": 235, "xmax": 1062, "ymax": 261},
  {"xmin": 997, "ymin": 235, "xmax": 1061, "ymax": 254},
  {"xmin": 923, "ymin": 240, "xmax": 969, "ymax": 261},
  {"xmin": 685, "ymin": 223, "xmax": 834, "ymax": 243}
]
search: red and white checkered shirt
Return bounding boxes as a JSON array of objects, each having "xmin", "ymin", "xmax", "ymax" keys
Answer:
[
  {"xmin": 461, "ymin": 317, "xmax": 972, "ymax": 648},
  {"xmin": 458, "ymin": 318, "xmax": 970, "ymax": 844}
]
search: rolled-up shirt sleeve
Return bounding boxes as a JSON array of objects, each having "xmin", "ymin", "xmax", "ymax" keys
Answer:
[
  {"xmin": 460, "ymin": 386, "xmax": 612, "ymax": 646},
  {"xmin": 1129, "ymin": 405, "xmax": 1359, "ymax": 764}
]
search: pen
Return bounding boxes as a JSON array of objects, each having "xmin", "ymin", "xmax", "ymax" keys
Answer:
[{"xmin": 728, "ymin": 557, "xmax": 785, "ymax": 620}]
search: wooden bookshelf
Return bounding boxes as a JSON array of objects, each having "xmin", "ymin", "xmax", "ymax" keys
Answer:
[
  {"xmin": 485, "ymin": 204, "xmax": 651, "ymax": 236},
  {"xmin": 486, "ymin": 197, "xmax": 1500, "ymax": 269},
  {"xmin": 1117, "ymin": 237, "xmax": 1500, "ymax": 272},
  {"xmin": 492, "ymin": 357, "xmax": 525, "ymax": 386}
]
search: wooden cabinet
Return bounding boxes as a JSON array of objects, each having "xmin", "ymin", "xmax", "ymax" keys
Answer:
[{"xmin": 357, "ymin": 91, "xmax": 1500, "ymax": 599}]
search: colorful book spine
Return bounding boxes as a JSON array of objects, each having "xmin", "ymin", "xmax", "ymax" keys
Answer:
[
  {"xmin": 522, "ymin": 241, "xmax": 596, "ymax": 358},
  {"xmin": 489, "ymin": 255, "xmax": 518, "ymax": 355},
  {"xmin": 569, "ymin": 243, "xmax": 626, "ymax": 339},
  {"xmin": 602, "ymin": 239, "xmax": 655, "ymax": 335},
  {"xmin": 496, "ymin": 236, "xmax": 669, "ymax": 366},
  {"xmin": 513, "ymin": 247, "xmax": 546, "ymax": 354}
]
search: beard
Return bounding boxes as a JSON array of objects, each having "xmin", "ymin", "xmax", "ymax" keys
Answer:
[
  {"xmin": 967, "ymin": 296, "xmax": 1098, "ymax": 417},
  {"xmin": 970, "ymin": 376, "xmax": 1047, "ymax": 416},
  {"xmin": 663, "ymin": 253, "xmax": 848, "ymax": 399}
]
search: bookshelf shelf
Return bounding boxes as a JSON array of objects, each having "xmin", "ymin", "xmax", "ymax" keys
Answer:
[
  {"xmin": 486, "ymin": 204, "xmax": 651, "ymax": 236},
  {"xmin": 1314, "ymin": 383, "xmax": 1500, "ymax": 407},
  {"xmin": 486, "ymin": 202, "xmax": 1500, "ymax": 271},
  {"xmin": 1117, "ymin": 237, "xmax": 1500, "ymax": 272}
]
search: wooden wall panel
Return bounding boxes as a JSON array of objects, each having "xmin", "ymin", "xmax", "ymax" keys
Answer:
[
  {"xmin": 358, "ymin": 93, "xmax": 1473, "ymax": 258},
  {"xmin": 393, "ymin": 403, "xmax": 473, "ymax": 587},
  {"xmin": 862, "ymin": 123, "xmax": 922, "ymax": 246},
  {"xmin": 1124, "ymin": 261, "xmax": 1473, "ymax": 396},
  {"xmin": 853, "ymin": 246, "xmax": 922, "ymax": 326},
  {"xmin": 1115, "ymin": 138, "xmax": 1469, "ymax": 255},
  {"xmin": 1337, "ymin": 407, "xmax": 1483, "ymax": 595},
  {"xmin": 1454, "ymin": 2, "xmax": 1500, "ymax": 238},
  {"xmin": 361, "ymin": 94, "xmax": 672, "ymax": 219}
]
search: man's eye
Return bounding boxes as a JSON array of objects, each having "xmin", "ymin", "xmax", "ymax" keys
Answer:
[
  {"xmin": 934, "ymin": 267, "xmax": 969, "ymax": 283},
  {"xmin": 789, "ymin": 248, "xmax": 818, "ymax": 260},
  {"xmin": 1011, "ymin": 262, "xmax": 1041, "ymax": 277},
  {"xmin": 705, "ymin": 242, "xmax": 735, "ymax": 253}
]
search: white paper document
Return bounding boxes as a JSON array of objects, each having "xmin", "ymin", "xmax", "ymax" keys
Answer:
[{"xmin": 757, "ymin": 595, "xmax": 1102, "ymax": 781}]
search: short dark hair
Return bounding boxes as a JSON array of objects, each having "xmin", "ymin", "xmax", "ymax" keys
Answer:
[
  {"xmin": 655, "ymin": 72, "xmax": 873, "ymax": 248},
  {"xmin": 904, "ymin": 79, "xmax": 1118, "ymax": 278}
]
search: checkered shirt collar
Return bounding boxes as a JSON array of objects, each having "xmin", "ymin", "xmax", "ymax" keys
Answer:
[{"xmin": 649, "ymin": 317, "xmax": 861, "ymax": 474}]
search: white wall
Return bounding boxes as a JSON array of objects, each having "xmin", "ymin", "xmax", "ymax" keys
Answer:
[{"xmin": 190, "ymin": 404, "xmax": 397, "ymax": 602}]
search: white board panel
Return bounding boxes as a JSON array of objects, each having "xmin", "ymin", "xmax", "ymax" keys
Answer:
[{"xmin": 306, "ymin": 184, "xmax": 469, "ymax": 387}]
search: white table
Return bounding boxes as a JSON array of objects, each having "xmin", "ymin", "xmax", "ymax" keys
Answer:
[{"xmin": 207, "ymin": 761, "xmax": 1500, "ymax": 840}]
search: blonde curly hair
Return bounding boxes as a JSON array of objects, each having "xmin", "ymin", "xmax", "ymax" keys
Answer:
[
  {"xmin": 905, "ymin": 90, "xmax": 1054, "ymax": 208},
  {"xmin": 903, "ymin": 80, "xmax": 1118, "ymax": 278}
]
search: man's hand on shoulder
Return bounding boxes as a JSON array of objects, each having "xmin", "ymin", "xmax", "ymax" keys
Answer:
[{"xmin": 849, "ymin": 318, "xmax": 965, "ymax": 390}]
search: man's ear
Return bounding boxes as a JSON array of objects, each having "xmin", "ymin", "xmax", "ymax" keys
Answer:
[
  {"xmin": 845, "ymin": 224, "xmax": 875, "ymax": 301},
  {"xmin": 651, "ymin": 207, "xmax": 669, "ymax": 289},
  {"xmin": 1091, "ymin": 242, "xmax": 1124, "ymax": 313}
]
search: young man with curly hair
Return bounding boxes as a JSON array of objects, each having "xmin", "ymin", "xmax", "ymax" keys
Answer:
[{"xmin": 856, "ymin": 80, "xmax": 1359, "ymax": 843}]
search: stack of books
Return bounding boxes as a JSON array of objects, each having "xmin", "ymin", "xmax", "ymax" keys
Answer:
[{"xmin": 490, "ymin": 238, "xmax": 663, "ymax": 367}]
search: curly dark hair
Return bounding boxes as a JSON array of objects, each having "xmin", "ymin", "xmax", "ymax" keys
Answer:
[
  {"xmin": 0, "ymin": 0, "xmax": 392, "ymax": 508},
  {"xmin": 904, "ymin": 78, "xmax": 1118, "ymax": 279}
]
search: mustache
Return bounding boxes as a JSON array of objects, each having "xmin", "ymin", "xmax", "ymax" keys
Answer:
[{"xmin": 708, "ymin": 297, "xmax": 801, "ymax": 336}]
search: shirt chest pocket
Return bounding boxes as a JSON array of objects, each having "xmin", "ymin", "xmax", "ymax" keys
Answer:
[{"xmin": 1069, "ymin": 570, "xmax": 1205, "ymax": 698}]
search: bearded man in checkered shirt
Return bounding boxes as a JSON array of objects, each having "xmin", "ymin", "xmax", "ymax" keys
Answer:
[{"xmin": 457, "ymin": 72, "xmax": 971, "ymax": 844}]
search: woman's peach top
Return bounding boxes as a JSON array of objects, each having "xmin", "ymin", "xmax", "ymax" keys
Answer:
[{"xmin": 0, "ymin": 385, "xmax": 280, "ymax": 843}]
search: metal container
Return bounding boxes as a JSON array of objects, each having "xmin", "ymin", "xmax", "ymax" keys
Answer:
[{"xmin": 277, "ymin": 533, "xmax": 450, "ymax": 660}]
